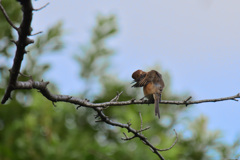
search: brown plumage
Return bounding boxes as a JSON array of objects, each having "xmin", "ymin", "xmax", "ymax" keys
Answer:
[{"xmin": 132, "ymin": 70, "xmax": 164, "ymax": 119}]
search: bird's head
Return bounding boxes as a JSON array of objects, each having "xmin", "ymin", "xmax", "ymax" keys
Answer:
[{"xmin": 132, "ymin": 70, "xmax": 146, "ymax": 81}]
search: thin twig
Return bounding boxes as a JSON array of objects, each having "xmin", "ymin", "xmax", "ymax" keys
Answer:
[
  {"xmin": 183, "ymin": 96, "xmax": 192, "ymax": 106},
  {"xmin": 103, "ymin": 91, "xmax": 123, "ymax": 109},
  {"xmin": 121, "ymin": 132, "xmax": 136, "ymax": 140},
  {"xmin": 18, "ymin": 72, "xmax": 32, "ymax": 79},
  {"xmin": 137, "ymin": 126, "xmax": 151, "ymax": 133},
  {"xmin": 110, "ymin": 91, "xmax": 123, "ymax": 102},
  {"xmin": 183, "ymin": 96, "xmax": 192, "ymax": 103},
  {"xmin": 10, "ymin": 40, "xmax": 17, "ymax": 45},
  {"xmin": 0, "ymin": 3, "xmax": 18, "ymax": 30},
  {"xmin": 29, "ymin": 31, "xmax": 43, "ymax": 36},
  {"xmin": 139, "ymin": 112, "xmax": 143, "ymax": 135},
  {"xmin": 157, "ymin": 129, "xmax": 178, "ymax": 151},
  {"xmin": 94, "ymin": 107, "xmax": 166, "ymax": 160},
  {"xmin": 33, "ymin": 2, "xmax": 50, "ymax": 11}
]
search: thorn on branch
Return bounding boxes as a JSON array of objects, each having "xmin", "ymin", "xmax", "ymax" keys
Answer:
[{"xmin": 33, "ymin": 2, "xmax": 50, "ymax": 11}]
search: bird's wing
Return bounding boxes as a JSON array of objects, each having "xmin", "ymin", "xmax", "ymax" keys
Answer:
[
  {"xmin": 132, "ymin": 72, "xmax": 154, "ymax": 87},
  {"xmin": 154, "ymin": 71, "xmax": 165, "ymax": 88},
  {"xmin": 155, "ymin": 71, "xmax": 162, "ymax": 79}
]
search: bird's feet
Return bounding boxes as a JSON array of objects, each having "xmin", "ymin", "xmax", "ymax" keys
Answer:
[{"xmin": 147, "ymin": 99, "xmax": 154, "ymax": 105}]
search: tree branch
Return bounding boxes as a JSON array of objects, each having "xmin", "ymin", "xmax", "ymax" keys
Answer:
[
  {"xmin": 156, "ymin": 129, "xmax": 178, "ymax": 151},
  {"xmin": 2, "ymin": 79, "xmax": 240, "ymax": 107},
  {"xmin": 29, "ymin": 31, "xmax": 43, "ymax": 36},
  {"xmin": 1, "ymin": 0, "xmax": 34, "ymax": 104},
  {"xmin": 33, "ymin": 2, "xmax": 50, "ymax": 11},
  {"xmin": 0, "ymin": 1, "xmax": 18, "ymax": 30},
  {"xmin": 94, "ymin": 107, "xmax": 177, "ymax": 160}
]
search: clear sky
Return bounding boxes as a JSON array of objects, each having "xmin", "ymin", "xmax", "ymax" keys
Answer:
[{"xmin": 32, "ymin": 0, "xmax": 240, "ymax": 144}]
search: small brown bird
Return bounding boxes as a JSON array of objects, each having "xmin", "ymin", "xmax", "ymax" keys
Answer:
[{"xmin": 132, "ymin": 70, "xmax": 164, "ymax": 119}]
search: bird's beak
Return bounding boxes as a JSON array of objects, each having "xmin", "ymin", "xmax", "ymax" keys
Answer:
[{"xmin": 130, "ymin": 80, "xmax": 136, "ymax": 84}]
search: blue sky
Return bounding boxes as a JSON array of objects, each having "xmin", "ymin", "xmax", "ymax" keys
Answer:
[{"xmin": 31, "ymin": 0, "xmax": 240, "ymax": 144}]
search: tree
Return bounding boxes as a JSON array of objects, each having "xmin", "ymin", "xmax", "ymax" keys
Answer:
[{"xmin": 0, "ymin": 0, "xmax": 239, "ymax": 160}]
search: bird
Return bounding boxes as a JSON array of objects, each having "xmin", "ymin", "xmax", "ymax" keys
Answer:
[{"xmin": 132, "ymin": 70, "xmax": 165, "ymax": 119}]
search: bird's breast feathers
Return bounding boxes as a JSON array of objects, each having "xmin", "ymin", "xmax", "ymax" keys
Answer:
[{"xmin": 143, "ymin": 82, "xmax": 163, "ymax": 95}]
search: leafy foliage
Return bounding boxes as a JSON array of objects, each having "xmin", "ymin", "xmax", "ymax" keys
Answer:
[{"xmin": 75, "ymin": 15, "xmax": 117, "ymax": 80}]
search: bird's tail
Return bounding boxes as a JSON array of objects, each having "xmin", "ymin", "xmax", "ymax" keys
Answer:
[{"xmin": 153, "ymin": 94, "xmax": 161, "ymax": 119}]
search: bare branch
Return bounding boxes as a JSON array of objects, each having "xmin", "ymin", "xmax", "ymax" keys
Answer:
[
  {"xmin": 93, "ymin": 107, "xmax": 178, "ymax": 160},
  {"xmin": 0, "ymin": 2, "xmax": 18, "ymax": 30},
  {"xmin": 137, "ymin": 126, "xmax": 151, "ymax": 133},
  {"xmin": 121, "ymin": 132, "xmax": 136, "ymax": 141},
  {"xmin": 139, "ymin": 112, "xmax": 143, "ymax": 135},
  {"xmin": 18, "ymin": 72, "xmax": 32, "ymax": 79},
  {"xmin": 183, "ymin": 96, "xmax": 192, "ymax": 106},
  {"xmin": 10, "ymin": 39, "xmax": 18, "ymax": 46},
  {"xmin": 1, "ymin": 0, "xmax": 35, "ymax": 104},
  {"xmin": 110, "ymin": 91, "xmax": 123, "ymax": 102},
  {"xmin": 2, "ymin": 78, "xmax": 240, "ymax": 107},
  {"xmin": 33, "ymin": 2, "xmax": 50, "ymax": 11},
  {"xmin": 184, "ymin": 96, "xmax": 192, "ymax": 102},
  {"xmin": 29, "ymin": 31, "xmax": 43, "ymax": 36},
  {"xmin": 157, "ymin": 129, "xmax": 178, "ymax": 151}
]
